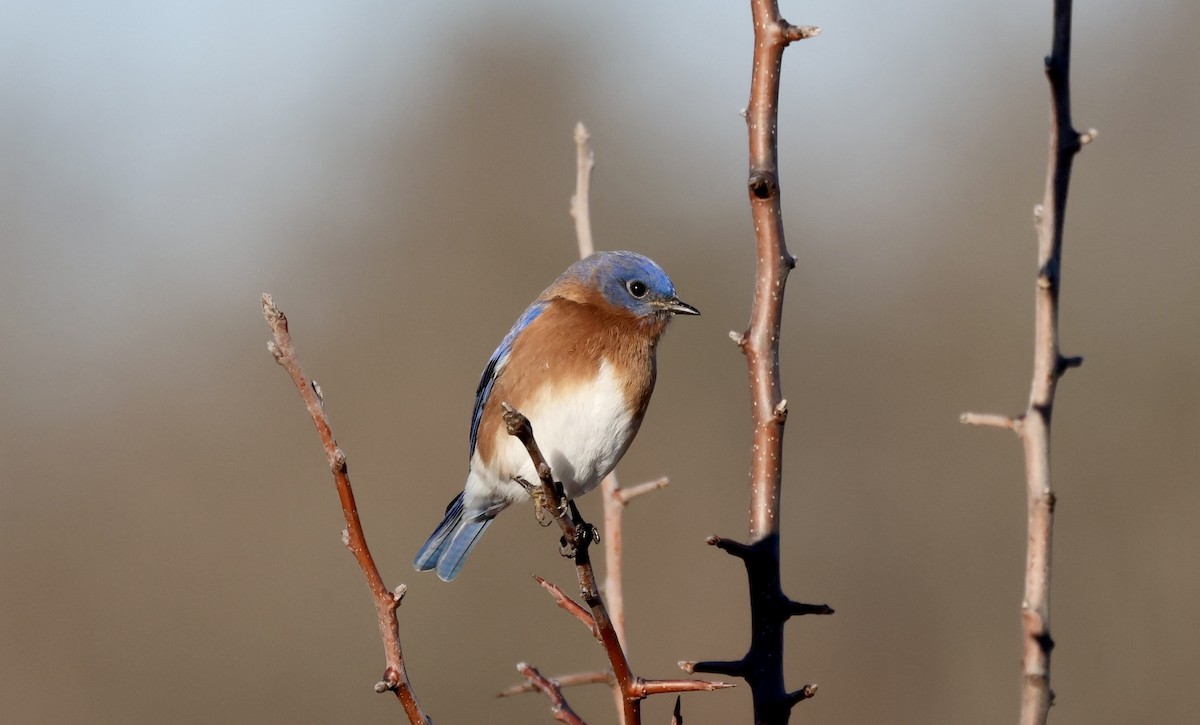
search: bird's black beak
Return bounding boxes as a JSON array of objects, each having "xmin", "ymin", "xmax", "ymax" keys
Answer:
[{"xmin": 665, "ymin": 297, "xmax": 700, "ymax": 316}]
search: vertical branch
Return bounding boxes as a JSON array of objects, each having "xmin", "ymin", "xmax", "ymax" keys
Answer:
[
  {"xmin": 963, "ymin": 2, "xmax": 1093, "ymax": 724},
  {"xmin": 567, "ymin": 122, "xmax": 670, "ymax": 654},
  {"xmin": 1022, "ymin": 1, "xmax": 1093, "ymax": 722},
  {"xmin": 693, "ymin": 4, "xmax": 829, "ymax": 725},
  {"xmin": 741, "ymin": 4, "xmax": 817, "ymax": 543},
  {"xmin": 262, "ymin": 294, "xmax": 430, "ymax": 725}
]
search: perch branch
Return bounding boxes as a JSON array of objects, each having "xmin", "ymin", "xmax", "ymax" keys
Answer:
[
  {"xmin": 692, "ymin": 4, "xmax": 828, "ymax": 724},
  {"xmin": 503, "ymin": 405, "xmax": 732, "ymax": 725},
  {"xmin": 960, "ymin": 2, "xmax": 1092, "ymax": 723},
  {"xmin": 261, "ymin": 294, "xmax": 429, "ymax": 725},
  {"xmin": 516, "ymin": 663, "xmax": 590, "ymax": 725}
]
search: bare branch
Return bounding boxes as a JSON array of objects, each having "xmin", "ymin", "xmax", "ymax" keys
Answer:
[
  {"xmin": 615, "ymin": 477, "xmax": 669, "ymax": 505},
  {"xmin": 262, "ymin": 294, "xmax": 429, "ymax": 724},
  {"xmin": 502, "ymin": 404, "xmax": 639, "ymax": 724},
  {"xmin": 570, "ymin": 122, "xmax": 596, "ymax": 258},
  {"xmin": 516, "ymin": 663, "xmax": 590, "ymax": 725},
  {"xmin": 534, "ymin": 575, "xmax": 599, "ymax": 638},
  {"xmin": 694, "ymin": 2, "xmax": 827, "ymax": 722},
  {"xmin": 499, "ymin": 670, "xmax": 614, "ymax": 698},
  {"xmin": 505, "ymin": 406, "xmax": 729, "ymax": 725},
  {"xmin": 633, "ymin": 679, "xmax": 736, "ymax": 697},
  {"xmin": 963, "ymin": 3, "xmax": 1091, "ymax": 723},
  {"xmin": 959, "ymin": 412, "xmax": 1021, "ymax": 432}
]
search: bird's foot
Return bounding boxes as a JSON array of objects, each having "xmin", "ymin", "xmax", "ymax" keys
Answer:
[{"xmin": 515, "ymin": 476, "xmax": 555, "ymax": 527}]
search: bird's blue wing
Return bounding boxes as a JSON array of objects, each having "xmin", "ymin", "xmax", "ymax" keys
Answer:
[{"xmin": 469, "ymin": 301, "xmax": 547, "ymax": 458}]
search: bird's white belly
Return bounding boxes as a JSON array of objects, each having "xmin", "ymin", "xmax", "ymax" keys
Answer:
[{"xmin": 469, "ymin": 361, "xmax": 636, "ymax": 508}]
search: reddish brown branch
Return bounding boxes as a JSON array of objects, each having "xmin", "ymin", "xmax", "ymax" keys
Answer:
[
  {"xmin": 262, "ymin": 294, "xmax": 429, "ymax": 725},
  {"xmin": 535, "ymin": 575, "xmax": 599, "ymax": 638},
  {"xmin": 693, "ymin": 4, "xmax": 826, "ymax": 724},
  {"xmin": 503, "ymin": 406, "xmax": 730, "ymax": 725},
  {"xmin": 516, "ymin": 663, "xmax": 590, "ymax": 725}
]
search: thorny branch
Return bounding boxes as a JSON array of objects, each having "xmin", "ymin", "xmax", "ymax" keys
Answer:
[
  {"xmin": 691, "ymin": 3, "xmax": 830, "ymax": 724},
  {"xmin": 262, "ymin": 294, "xmax": 429, "ymax": 725},
  {"xmin": 960, "ymin": 2, "xmax": 1093, "ymax": 723}
]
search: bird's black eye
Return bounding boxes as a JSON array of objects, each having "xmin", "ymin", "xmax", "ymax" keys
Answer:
[{"xmin": 627, "ymin": 280, "xmax": 648, "ymax": 299}]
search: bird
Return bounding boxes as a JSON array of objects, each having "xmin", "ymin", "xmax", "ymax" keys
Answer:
[{"xmin": 413, "ymin": 250, "xmax": 698, "ymax": 581}]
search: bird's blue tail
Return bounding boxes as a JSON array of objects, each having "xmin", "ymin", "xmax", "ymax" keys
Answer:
[{"xmin": 413, "ymin": 493, "xmax": 494, "ymax": 582}]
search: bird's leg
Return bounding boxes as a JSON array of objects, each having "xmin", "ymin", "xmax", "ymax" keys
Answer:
[
  {"xmin": 559, "ymin": 497, "xmax": 599, "ymax": 558},
  {"xmin": 514, "ymin": 476, "xmax": 554, "ymax": 527}
]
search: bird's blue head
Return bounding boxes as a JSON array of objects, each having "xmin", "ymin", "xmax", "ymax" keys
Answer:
[{"xmin": 568, "ymin": 251, "xmax": 699, "ymax": 320}]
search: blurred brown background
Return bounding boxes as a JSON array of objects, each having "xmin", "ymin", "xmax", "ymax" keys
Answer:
[{"xmin": 3, "ymin": 1, "xmax": 1197, "ymax": 723}]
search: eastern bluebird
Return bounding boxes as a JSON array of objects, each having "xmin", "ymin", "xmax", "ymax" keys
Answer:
[{"xmin": 413, "ymin": 251, "xmax": 698, "ymax": 581}]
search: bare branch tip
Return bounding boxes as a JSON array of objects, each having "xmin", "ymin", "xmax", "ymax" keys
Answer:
[
  {"xmin": 618, "ymin": 476, "xmax": 669, "ymax": 503},
  {"xmin": 773, "ymin": 398, "xmax": 788, "ymax": 421},
  {"xmin": 784, "ymin": 24, "xmax": 821, "ymax": 41},
  {"xmin": 677, "ymin": 661, "xmax": 696, "ymax": 674},
  {"xmin": 959, "ymin": 412, "xmax": 1017, "ymax": 431},
  {"xmin": 785, "ymin": 684, "xmax": 818, "ymax": 707}
]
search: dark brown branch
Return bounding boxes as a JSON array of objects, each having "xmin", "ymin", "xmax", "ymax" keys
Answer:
[
  {"xmin": 695, "ymin": 3, "xmax": 826, "ymax": 724},
  {"xmin": 516, "ymin": 663, "xmax": 590, "ymax": 725},
  {"xmin": 961, "ymin": 3, "xmax": 1093, "ymax": 724},
  {"xmin": 262, "ymin": 294, "xmax": 429, "ymax": 724},
  {"xmin": 503, "ymin": 405, "xmax": 732, "ymax": 724}
]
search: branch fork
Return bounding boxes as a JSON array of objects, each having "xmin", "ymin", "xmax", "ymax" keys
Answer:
[{"xmin": 502, "ymin": 403, "xmax": 732, "ymax": 725}]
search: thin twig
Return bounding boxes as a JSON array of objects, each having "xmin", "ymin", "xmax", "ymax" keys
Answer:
[
  {"xmin": 262, "ymin": 294, "xmax": 429, "ymax": 725},
  {"xmin": 516, "ymin": 663, "xmax": 590, "ymax": 725},
  {"xmin": 570, "ymin": 121, "xmax": 596, "ymax": 257},
  {"xmin": 691, "ymin": 4, "xmax": 828, "ymax": 724},
  {"xmin": 499, "ymin": 670, "xmax": 615, "ymax": 698},
  {"xmin": 535, "ymin": 575, "xmax": 599, "ymax": 637}
]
